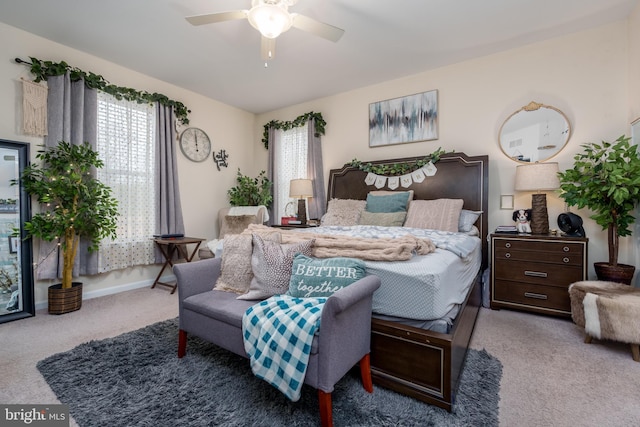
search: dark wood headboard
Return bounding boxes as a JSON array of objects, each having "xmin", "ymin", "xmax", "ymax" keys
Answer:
[{"xmin": 327, "ymin": 152, "xmax": 489, "ymax": 268}]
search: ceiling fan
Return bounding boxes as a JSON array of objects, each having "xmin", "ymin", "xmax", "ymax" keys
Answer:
[{"xmin": 186, "ymin": 0, "xmax": 345, "ymax": 61}]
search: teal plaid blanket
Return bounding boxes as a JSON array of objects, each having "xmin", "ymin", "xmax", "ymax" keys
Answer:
[{"xmin": 242, "ymin": 295, "xmax": 327, "ymax": 401}]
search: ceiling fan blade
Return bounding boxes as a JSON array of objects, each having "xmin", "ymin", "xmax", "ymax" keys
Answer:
[
  {"xmin": 185, "ymin": 10, "xmax": 247, "ymax": 26},
  {"xmin": 261, "ymin": 36, "xmax": 276, "ymax": 61},
  {"xmin": 291, "ymin": 14, "xmax": 344, "ymax": 42}
]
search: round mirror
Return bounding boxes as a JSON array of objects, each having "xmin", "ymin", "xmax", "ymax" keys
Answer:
[{"xmin": 499, "ymin": 101, "xmax": 571, "ymax": 163}]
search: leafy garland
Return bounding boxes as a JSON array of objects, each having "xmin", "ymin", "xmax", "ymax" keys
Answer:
[
  {"xmin": 349, "ymin": 147, "xmax": 448, "ymax": 176},
  {"xmin": 262, "ymin": 111, "xmax": 326, "ymax": 149},
  {"xmin": 24, "ymin": 57, "xmax": 191, "ymax": 125}
]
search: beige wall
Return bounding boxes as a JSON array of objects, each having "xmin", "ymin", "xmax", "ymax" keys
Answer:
[
  {"xmin": 256, "ymin": 21, "xmax": 633, "ymax": 278},
  {"xmin": 630, "ymin": 1, "xmax": 640, "ymax": 121},
  {"xmin": 0, "ymin": 22, "xmax": 256, "ymax": 307},
  {"xmin": 1, "ymin": 11, "xmax": 638, "ymax": 307}
]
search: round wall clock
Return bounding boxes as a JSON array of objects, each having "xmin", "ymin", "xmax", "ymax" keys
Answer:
[{"xmin": 179, "ymin": 127, "xmax": 211, "ymax": 162}]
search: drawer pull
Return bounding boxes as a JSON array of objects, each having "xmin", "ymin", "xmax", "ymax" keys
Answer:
[
  {"xmin": 524, "ymin": 270, "xmax": 548, "ymax": 278},
  {"xmin": 505, "ymin": 253, "xmax": 511, "ymax": 258},
  {"xmin": 563, "ymin": 246, "xmax": 570, "ymax": 252},
  {"xmin": 563, "ymin": 257, "xmax": 570, "ymax": 263},
  {"xmin": 524, "ymin": 292, "xmax": 548, "ymax": 300},
  {"xmin": 505, "ymin": 243, "xmax": 511, "ymax": 248}
]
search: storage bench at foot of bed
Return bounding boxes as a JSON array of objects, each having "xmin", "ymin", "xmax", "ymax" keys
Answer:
[{"xmin": 369, "ymin": 272, "xmax": 482, "ymax": 411}]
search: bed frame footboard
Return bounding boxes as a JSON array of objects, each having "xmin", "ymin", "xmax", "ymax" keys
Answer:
[{"xmin": 370, "ymin": 271, "xmax": 482, "ymax": 411}]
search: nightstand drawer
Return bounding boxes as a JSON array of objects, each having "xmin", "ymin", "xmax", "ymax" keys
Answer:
[
  {"xmin": 494, "ymin": 247, "xmax": 583, "ymax": 265},
  {"xmin": 493, "ymin": 238, "xmax": 583, "ymax": 255},
  {"xmin": 493, "ymin": 280, "xmax": 571, "ymax": 312},
  {"xmin": 494, "ymin": 260, "xmax": 583, "ymax": 287}
]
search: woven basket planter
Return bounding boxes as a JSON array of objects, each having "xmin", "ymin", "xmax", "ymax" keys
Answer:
[
  {"xmin": 594, "ymin": 262, "xmax": 635, "ymax": 286},
  {"xmin": 48, "ymin": 282, "xmax": 83, "ymax": 315}
]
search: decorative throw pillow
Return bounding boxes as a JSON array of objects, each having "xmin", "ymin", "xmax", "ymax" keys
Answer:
[
  {"xmin": 404, "ymin": 198, "xmax": 464, "ymax": 232},
  {"xmin": 214, "ymin": 233, "xmax": 281, "ymax": 294},
  {"xmin": 365, "ymin": 192, "xmax": 411, "ymax": 213},
  {"xmin": 358, "ymin": 211, "xmax": 406, "ymax": 227},
  {"xmin": 288, "ymin": 254, "xmax": 367, "ymax": 298},
  {"xmin": 369, "ymin": 190, "xmax": 414, "ymax": 210},
  {"xmin": 458, "ymin": 209, "xmax": 483, "ymax": 233},
  {"xmin": 237, "ymin": 234, "xmax": 314, "ymax": 300},
  {"xmin": 321, "ymin": 199, "xmax": 366, "ymax": 226},
  {"xmin": 219, "ymin": 214, "xmax": 258, "ymax": 238}
]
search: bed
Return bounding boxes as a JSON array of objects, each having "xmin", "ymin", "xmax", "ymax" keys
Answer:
[{"xmin": 323, "ymin": 152, "xmax": 489, "ymax": 411}]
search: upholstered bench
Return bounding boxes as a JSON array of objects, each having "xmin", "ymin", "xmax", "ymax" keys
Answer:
[{"xmin": 568, "ymin": 280, "xmax": 640, "ymax": 362}]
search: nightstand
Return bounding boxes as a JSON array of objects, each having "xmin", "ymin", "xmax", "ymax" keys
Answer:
[{"xmin": 490, "ymin": 233, "xmax": 588, "ymax": 317}]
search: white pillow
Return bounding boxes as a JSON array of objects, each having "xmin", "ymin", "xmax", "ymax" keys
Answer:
[{"xmin": 458, "ymin": 209, "xmax": 483, "ymax": 233}]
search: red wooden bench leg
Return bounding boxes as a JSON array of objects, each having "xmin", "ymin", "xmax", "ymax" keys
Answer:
[
  {"xmin": 359, "ymin": 353, "xmax": 373, "ymax": 393},
  {"xmin": 318, "ymin": 390, "xmax": 333, "ymax": 427},
  {"xmin": 178, "ymin": 329, "xmax": 187, "ymax": 358}
]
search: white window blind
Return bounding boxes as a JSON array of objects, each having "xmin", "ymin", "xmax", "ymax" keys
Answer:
[
  {"xmin": 96, "ymin": 92, "xmax": 156, "ymax": 272},
  {"xmin": 275, "ymin": 124, "xmax": 308, "ymax": 219}
]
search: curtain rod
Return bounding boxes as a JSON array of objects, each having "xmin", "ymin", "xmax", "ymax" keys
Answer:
[{"xmin": 15, "ymin": 57, "xmax": 32, "ymax": 66}]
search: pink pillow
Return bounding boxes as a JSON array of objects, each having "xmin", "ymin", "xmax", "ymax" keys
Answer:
[{"xmin": 404, "ymin": 199, "xmax": 464, "ymax": 232}]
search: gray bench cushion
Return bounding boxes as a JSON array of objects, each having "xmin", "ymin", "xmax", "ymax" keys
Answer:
[
  {"xmin": 183, "ymin": 289, "xmax": 320, "ymax": 353},
  {"xmin": 183, "ymin": 290, "xmax": 254, "ymax": 328}
]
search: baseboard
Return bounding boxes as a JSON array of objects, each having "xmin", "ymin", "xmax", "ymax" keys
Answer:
[{"xmin": 34, "ymin": 274, "xmax": 176, "ymax": 311}]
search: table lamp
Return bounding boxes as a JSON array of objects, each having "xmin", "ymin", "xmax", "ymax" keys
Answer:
[
  {"xmin": 514, "ymin": 162, "xmax": 560, "ymax": 235},
  {"xmin": 289, "ymin": 178, "xmax": 313, "ymax": 224}
]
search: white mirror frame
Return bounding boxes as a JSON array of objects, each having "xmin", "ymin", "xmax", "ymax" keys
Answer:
[{"xmin": 499, "ymin": 101, "xmax": 571, "ymax": 163}]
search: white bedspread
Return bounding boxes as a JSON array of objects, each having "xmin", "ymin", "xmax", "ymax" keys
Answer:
[{"xmin": 293, "ymin": 225, "xmax": 482, "ymax": 320}]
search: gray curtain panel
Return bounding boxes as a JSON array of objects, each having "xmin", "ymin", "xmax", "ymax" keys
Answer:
[
  {"xmin": 37, "ymin": 73, "xmax": 99, "ymax": 280},
  {"xmin": 266, "ymin": 118, "xmax": 325, "ymax": 223},
  {"xmin": 307, "ymin": 118, "xmax": 326, "ymax": 220},
  {"xmin": 154, "ymin": 103, "xmax": 185, "ymax": 262},
  {"xmin": 266, "ymin": 126, "xmax": 277, "ymax": 225}
]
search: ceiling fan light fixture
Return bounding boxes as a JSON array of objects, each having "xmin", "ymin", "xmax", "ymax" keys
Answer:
[{"xmin": 247, "ymin": 3, "xmax": 292, "ymax": 39}]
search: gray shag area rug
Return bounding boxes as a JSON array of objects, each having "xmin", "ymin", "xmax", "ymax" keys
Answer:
[{"xmin": 37, "ymin": 318, "xmax": 502, "ymax": 426}]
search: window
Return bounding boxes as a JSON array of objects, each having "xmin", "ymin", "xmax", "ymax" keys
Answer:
[
  {"xmin": 96, "ymin": 92, "xmax": 156, "ymax": 272},
  {"xmin": 274, "ymin": 124, "xmax": 308, "ymax": 219}
]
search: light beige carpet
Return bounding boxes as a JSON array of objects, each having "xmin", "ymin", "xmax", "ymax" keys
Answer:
[{"xmin": 1, "ymin": 287, "xmax": 638, "ymax": 426}]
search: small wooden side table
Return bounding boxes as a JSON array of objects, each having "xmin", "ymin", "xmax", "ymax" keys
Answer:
[{"xmin": 152, "ymin": 236, "xmax": 205, "ymax": 294}]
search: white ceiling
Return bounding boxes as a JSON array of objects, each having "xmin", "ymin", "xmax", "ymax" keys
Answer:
[{"xmin": 1, "ymin": 0, "xmax": 637, "ymax": 114}]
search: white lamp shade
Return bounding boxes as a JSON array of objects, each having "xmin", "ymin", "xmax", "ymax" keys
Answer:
[
  {"xmin": 514, "ymin": 162, "xmax": 560, "ymax": 191},
  {"xmin": 247, "ymin": 3, "xmax": 292, "ymax": 39},
  {"xmin": 289, "ymin": 179, "xmax": 313, "ymax": 198}
]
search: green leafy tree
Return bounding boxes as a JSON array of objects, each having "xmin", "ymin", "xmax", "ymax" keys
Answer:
[
  {"xmin": 227, "ymin": 169, "xmax": 273, "ymax": 207},
  {"xmin": 18, "ymin": 142, "xmax": 119, "ymax": 288},
  {"xmin": 558, "ymin": 135, "xmax": 640, "ymax": 266}
]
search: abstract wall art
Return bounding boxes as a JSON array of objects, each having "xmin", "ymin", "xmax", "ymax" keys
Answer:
[{"xmin": 369, "ymin": 90, "xmax": 438, "ymax": 147}]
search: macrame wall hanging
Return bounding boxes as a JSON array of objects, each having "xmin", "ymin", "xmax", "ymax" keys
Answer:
[{"xmin": 21, "ymin": 78, "xmax": 48, "ymax": 136}]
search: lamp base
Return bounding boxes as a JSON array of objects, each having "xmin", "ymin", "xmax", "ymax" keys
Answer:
[
  {"xmin": 530, "ymin": 193, "xmax": 549, "ymax": 235},
  {"xmin": 297, "ymin": 198, "xmax": 307, "ymax": 225}
]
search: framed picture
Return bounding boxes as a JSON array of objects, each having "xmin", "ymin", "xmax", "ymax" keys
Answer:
[
  {"xmin": 9, "ymin": 236, "xmax": 19, "ymax": 254},
  {"xmin": 500, "ymin": 195, "xmax": 514, "ymax": 210},
  {"xmin": 369, "ymin": 89, "xmax": 438, "ymax": 147}
]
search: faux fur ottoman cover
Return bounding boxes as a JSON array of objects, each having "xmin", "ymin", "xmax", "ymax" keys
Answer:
[{"xmin": 568, "ymin": 281, "xmax": 640, "ymax": 344}]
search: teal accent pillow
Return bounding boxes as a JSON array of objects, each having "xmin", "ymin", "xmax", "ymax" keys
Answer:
[
  {"xmin": 288, "ymin": 254, "xmax": 367, "ymax": 298},
  {"xmin": 366, "ymin": 192, "xmax": 411, "ymax": 213}
]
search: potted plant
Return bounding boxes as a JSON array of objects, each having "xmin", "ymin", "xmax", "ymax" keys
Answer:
[
  {"xmin": 557, "ymin": 135, "xmax": 640, "ymax": 284},
  {"xmin": 19, "ymin": 141, "xmax": 119, "ymax": 313},
  {"xmin": 227, "ymin": 169, "xmax": 273, "ymax": 207}
]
